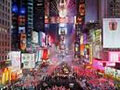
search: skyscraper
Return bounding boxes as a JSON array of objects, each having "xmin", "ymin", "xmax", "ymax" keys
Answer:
[
  {"xmin": 0, "ymin": 0, "xmax": 11, "ymax": 62},
  {"xmin": 12, "ymin": 0, "xmax": 33, "ymax": 51},
  {"xmin": 34, "ymin": 0, "xmax": 45, "ymax": 32},
  {"xmin": 26, "ymin": 0, "xmax": 33, "ymax": 49}
]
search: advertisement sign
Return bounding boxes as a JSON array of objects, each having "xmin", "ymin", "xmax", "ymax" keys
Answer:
[
  {"xmin": 105, "ymin": 67, "xmax": 116, "ymax": 77},
  {"xmin": 93, "ymin": 45, "xmax": 102, "ymax": 59},
  {"xmin": 42, "ymin": 49, "xmax": 49, "ymax": 60},
  {"xmin": 9, "ymin": 51, "xmax": 21, "ymax": 69},
  {"xmin": 23, "ymin": 61, "xmax": 35, "ymax": 69},
  {"xmin": 103, "ymin": 18, "xmax": 120, "ymax": 48},
  {"xmin": 92, "ymin": 59, "xmax": 105, "ymax": 71},
  {"xmin": 80, "ymin": 35, "xmax": 83, "ymax": 44},
  {"xmin": 18, "ymin": 27, "xmax": 25, "ymax": 33},
  {"xmin": 95, "ymin": 29, "xmax": 101, "ymax": 42},
  {"xmin": 116, "ymin": 70, "xmax": 120, "ymax": 80},
  {"xmin": 108, "ymin": 51, "xmax": 120, "ymax": 62},
  {"xmin": 39, "ymin": 32, "xmax": 46, "ymax": 47},
  {"xmin": 36, "ymin": 50, "xmax": 43, "ymax": 62},
  {"xmin": 59, "ymin": 27, "xmax": 67, "ymax": 35},
  {"xmin": 21, "ymin": 53, "xmax": 35, "ymax": 69},
  {"xmin": 32, "ymin": 31, "xmax": 38, "ymax": 43},
  {"xmin": 20, "ymin": 33, "xmax": 26, "ymax": 51},
  {"xmin": 45, "ymin": 0, "xmax": 49, "ymax": 16}
]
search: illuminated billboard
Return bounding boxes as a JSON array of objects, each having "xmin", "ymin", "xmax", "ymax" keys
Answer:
[
  {"xmin": 103, "ymin": 18, "xmax": 120, "ymax": 48},
  {"xmin": 8, "ymin": 51, "xmax": 21, "ymax": 69},
  {"xmin": 39, "ymin": 32, "xmax": 46, "ymax": 47},
  {"xmin": 18, "ymin": 27, "xmax": 25, "ymax": 33},
  {"xmin": 32, "ymin": 31, "xmax": 38, "ymax": 43},
  {"xmin": 108, "ymin": 51, "xmax": 120, "ymax": 62},
  {"xmin": 20, "ymin": 33, "xmax": 26, "ymax": 51},
  {"xmin": 21, "ymin": 53, "xmax": 35, "ymax": 69}
]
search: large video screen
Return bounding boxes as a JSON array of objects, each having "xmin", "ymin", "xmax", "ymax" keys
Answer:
[{"xmin": 103, "ymin": 18, "xmax": 120, "ymax": 48}]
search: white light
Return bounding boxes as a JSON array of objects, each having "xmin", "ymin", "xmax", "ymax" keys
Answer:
[
  {"xmin": 59, "ymin": 23, "xmax": 66, "ymax": 27},
  {"xmin": 59, "ymin": 9, "xmax": 67, "ymax": 17}
]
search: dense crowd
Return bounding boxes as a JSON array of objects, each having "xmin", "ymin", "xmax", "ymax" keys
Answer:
[
  {"xmin": 6, "ymin": 61, "xmax": 119, "ymax": 90},
  {"xmin": 39, "ymin": 75, "xmax": 83, "ymax": 90},
  {"xmin": 73, "ymin": 64, "xmax": 116, "ymax": 90}
]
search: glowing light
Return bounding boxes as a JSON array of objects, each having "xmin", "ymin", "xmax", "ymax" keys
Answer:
[
  {"xmin": 20, "ymin": 7, "xmax": 26, "ymax": 14},
  {"xmin": 12, "ymin": 4, "xmax": 18, "ymax": 13},
  {"xmin": 59, "ymin": 9, "xmax": 67, "ymax": 17},
  {"xmin": 58, "ymin": 0, "xmax": 67, "ymax": 17},
  {"xmin": 59, "ymin": 23, "xmax": 66, "ymax": 27},
  {"xmin": 42, "ymin": 49, "xmax": 48, "ymax": 60}
]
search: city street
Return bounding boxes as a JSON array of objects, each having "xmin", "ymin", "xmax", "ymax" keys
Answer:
[
  {"xmin": 5, "ymin": 46, "xmax": 115, "ymax": 90},
  {"xmin": 1, "ymin": 0, "xmax": 120, "ymax": 89}
]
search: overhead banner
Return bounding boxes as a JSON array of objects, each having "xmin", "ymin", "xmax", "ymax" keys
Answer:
[{"xmin": 103, "ymin": 18, "xmax": 120, "ymax": 48}]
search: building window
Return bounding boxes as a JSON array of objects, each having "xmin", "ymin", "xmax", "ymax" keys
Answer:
[
  {"xmin": 2, "ymin": 13, "xmax": 4, "ymax": 17},
  {"xmin": 6, "ymin": 0, "xmax": 7, "ymax": 5},
  {"xmin": 8, "ymin": 2, "xmax": 10, "ymax": 7},
  {"xmin": 2, "ymin": 5, "xmax": 4, "ymax": 11},
  {"xmin": 0, "ymin": 19, "xmax": 1, "ymax": 24},
  {"xmin": 2, "ymin": 20, "xmax": 4, "ymax": 25},
  {"xmin": 8, "ymin": 9, "xmax": 10, "ymax": 13},
  {"xmin": 2, "ymin": 0, "xmax": 4, "ymax": 3},
  {"xmin": 8, "ymin": 21, "xmax": 10, "ymax": 26},
  {"xmin": 5, "ymin": 21, "xmax": 7, "ymax": 25},
  {"xmin": 5, "ymin": 7, "xmax": 7, "ymax": 12},
  {"xmin": 2, "ymin": 56, "xmax": 4, "ymax": 60},
  {"xmin": 8, "ymin": 15, "xmax": 10, "ymax": 20},
  {"xmin": 0, "ymin": 3, "xmax": 2, "ymax": 10}
]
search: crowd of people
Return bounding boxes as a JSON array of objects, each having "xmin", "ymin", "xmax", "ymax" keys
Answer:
[
  {"xmin": 6, "ymin": 60, "xmax": 119, "ymax": 90},
  {"xmin": 73, "ymin": 64, "xmax": 116, "ymax": 90},
  {"xmin": 39, "ymin": 75, "xmax": 83, "ymax": 90}
]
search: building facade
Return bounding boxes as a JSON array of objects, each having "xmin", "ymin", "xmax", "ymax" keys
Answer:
[
  {"xmin": 12, "ymin": 0, "xmax": 33, "ymax": 51},
  {"xmin": 0, "ymin": 0, "xmax": 11, "ymax": 62},
  {"xmin": 34, "ymin": 0, "xmax": 45, "ymax": 32},
  {"xmin": 26, "ymin": 0, "xmax": 33, "ymax": 49}
]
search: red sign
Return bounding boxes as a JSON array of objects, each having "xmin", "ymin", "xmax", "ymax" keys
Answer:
[{"xmin": 42, "ymin": 49, "xmax": 48, "ymax": 60}]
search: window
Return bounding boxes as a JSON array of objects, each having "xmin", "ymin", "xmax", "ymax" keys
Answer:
[
  {"xmin": 2, "ymin": 6, "xmax": 4, "ymax": 11},
  {"xmin": 8, "ymin": 2, "xmax": 10, "ymax": 7},
  {"xmin": 8, "ymin": 9, "xmax": 10, "ymax": 13},
  {"xmin": 0, "ymin": 19, "xmax": 1, "ymax": 24},
  {"xmin": 0, "ymin": 12, "xmax": 1, "ymax": 17},
  {"xmin": 6, "ymin": 0, "xmax": 7, "ymax": 5},
  {"xmin": 2, "ymin": 13, "xmax": 4, "ymax": 17},
  {"xmin": 2, "ymin": 20, "xmax": 4, "ymax": 25},
  {"xmin": 5, "ymin": 14, "xmax": 7, "ymax": 18},
  {"xmin": 0, "ymin": 3, "xmax": 2, "ymax": 10},
  {"xmin": 2, "ymin": 0, "xmax": 4, "ymax": 3},
  {"xmin": 2, "ymin": 56, "xmax": 4, "ymax": 60},
  {"xmin": 8, "ymin": 21, "xmax": 10, "ymax": 26},
  {"xmin": 5, "ymin": 21, "xmax": 7, "ymax": 25},
  {"xmin": 5, "ymin": 7, "xmax": 7, "ymax": 12},
  {"xmin": 8, "ymin": 15, "xmax": 10, "ymax": 19}
]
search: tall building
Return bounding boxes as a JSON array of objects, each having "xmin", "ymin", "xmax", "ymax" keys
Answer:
[
  {"xmin": 0, "ymin": 0, "xmax": 11, "ymax": 62},
  {"xmin": 26, "ymin": 0, "xmax": 33, "ymax": 49},
  {"xmin": 12, "ymin": 0, "xmax": 33, "ymax": 51},
  {"xmin": 12, "ymin": 0, "xmax": 19, "ymax": 50},
  {"xmin": 34, "ymin": 0, "xmax": 45, "ymax": 32}
]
